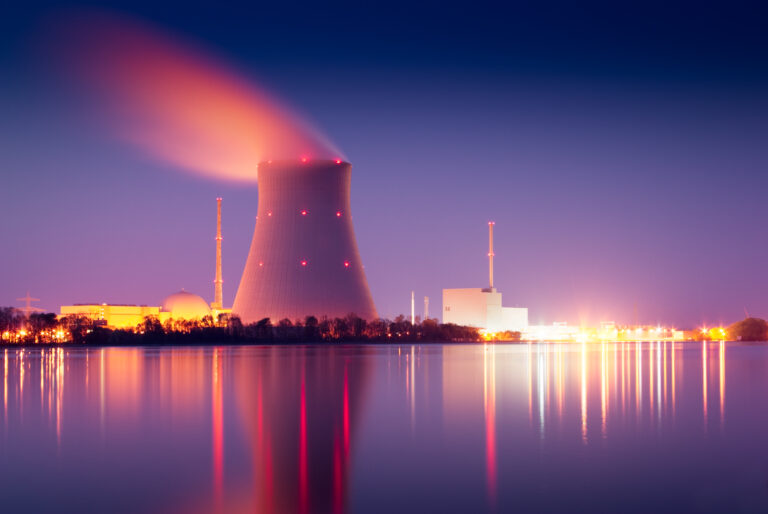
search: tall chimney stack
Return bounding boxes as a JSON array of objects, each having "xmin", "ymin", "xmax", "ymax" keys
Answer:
[
  {"xmin": 213, "ymin": 197, "xmax": 223, "ymax": 309},
  {"xmin": 424, "ymin": 296, "xmax": 429, "ymax": 321},
  {"xmin": 411, "ymin": 291, "xmax": 415, "ymax": 325},
  {"xmin": 488, "ymin": 221, "xmax": 495, "ymax": 290}
]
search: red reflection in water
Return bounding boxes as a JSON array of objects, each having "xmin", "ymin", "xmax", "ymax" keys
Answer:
[
  {"xmin": 343, "ymin": 364, "xmax": 350, "ymax": 458},
  {"xmin": 255, "ymin": 373, "xmax": 275, "ymax": 513},
  {"xmin": 211, "ymin": 349, "xmax": 223, "ymax": 511},
  {"xmin": 333, "ymin": 435, "xmax": 343, "ymax": 514},
  {"xmin": 228, "ymin": 348, "xmax": 370, "ymax": 513},
  {"xmin": 299, "ymin": 365, "xmax": 308, "ymax": 514}
]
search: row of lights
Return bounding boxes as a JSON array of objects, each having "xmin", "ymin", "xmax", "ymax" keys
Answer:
[
  {"xmin": 258, "ymin": 260, "xmax": 351, "ymax": 268},
  {"xmin": 1, "ymin": 329, "xmax": 67, "ymax": 342},
  {"xmin": 264, "ymin": 158, "xmax": 344, "ymax": 165},
  {"xmin": 264, "ymin": 210, "xmax": 344, "ymax": 217}
]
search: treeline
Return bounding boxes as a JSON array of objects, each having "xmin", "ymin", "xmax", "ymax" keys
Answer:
[
  {"xmin": 0, "ymin": 308, "xmax": 65, "ymax": 343},
  {"xmin": 0, "ymin": 307, "xmax": 481, "ymax": 345},
  {"xmin": 726, "ymin": 317, "xmax": 768, "ymax": 342},
  {"xmin": 82, "ymin": 314, "xmax": 482, "ymax": 345}
]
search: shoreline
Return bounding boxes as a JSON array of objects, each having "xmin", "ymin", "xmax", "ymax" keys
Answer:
[{"xmin": 0, "ymin": 339, "xmax": 752, "ymax": 349}]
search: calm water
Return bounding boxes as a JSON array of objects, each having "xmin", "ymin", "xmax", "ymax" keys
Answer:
[{"xmin": 0, "ymin": 342, "xmax": 766, "ymax": 513}]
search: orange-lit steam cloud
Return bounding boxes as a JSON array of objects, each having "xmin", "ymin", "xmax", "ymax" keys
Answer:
[{"xmin": 51, "ymin": 12, "xmax": 343, "ymax": 182}]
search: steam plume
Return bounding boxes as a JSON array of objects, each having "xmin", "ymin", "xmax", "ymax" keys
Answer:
[{"xmin": 50, "ymin": 12, "xmax": 344, "ymax": 182}]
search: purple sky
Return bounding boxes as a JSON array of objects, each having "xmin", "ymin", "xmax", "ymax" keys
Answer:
[{"xmin": 2, "ymin": 3, "xmax": 768, "ymax": 328}]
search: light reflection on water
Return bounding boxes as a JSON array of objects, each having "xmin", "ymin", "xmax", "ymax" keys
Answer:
[{"xmin": 0, "ymin": 342, "xmax": 765, "ymax": 513}]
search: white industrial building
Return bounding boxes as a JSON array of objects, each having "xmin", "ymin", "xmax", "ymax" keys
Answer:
[
  {"xmin": 442, "ymin": 222, "xmax": 528, "ymax": 333},
  {"xmin": 443, "ymin": 287, "xmax": 528, "ymax": 332}
]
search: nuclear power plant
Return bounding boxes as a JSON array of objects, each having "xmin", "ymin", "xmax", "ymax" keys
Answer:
[
  {"xmin": 59, "ymin": 160, "xmax": 379, "ymax": 327},
  {"xmin": 232, "ymin": 159, "xmax": 377, "ymax": 323}
]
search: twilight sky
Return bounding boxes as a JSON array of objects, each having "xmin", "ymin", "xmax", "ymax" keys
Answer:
[{"xmin": 2, "ymin": 0, "xmax": 768, "ymax": 327}]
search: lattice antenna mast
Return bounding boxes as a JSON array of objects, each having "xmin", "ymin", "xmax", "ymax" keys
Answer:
[{"xmin": 15, "ymin": 291, "xmax": 42, "ymax": 317}]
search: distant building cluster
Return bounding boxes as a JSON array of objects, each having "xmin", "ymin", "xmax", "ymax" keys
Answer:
[
  {"xmin": 523, "ymin": 322, "xmax": 685, "ymax": 343},
  {"xmin": 60, "ymin": 290, "xmax": 230, "ymax": 329},
  {"xmin": 438, "ymin": 223, "xmax": 690, "ymax": 342}
]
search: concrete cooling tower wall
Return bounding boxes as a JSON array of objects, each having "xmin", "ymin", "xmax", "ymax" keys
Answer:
[{"xmin": 232, "ymin": 160, "xmax": 377, "ymax": 323}]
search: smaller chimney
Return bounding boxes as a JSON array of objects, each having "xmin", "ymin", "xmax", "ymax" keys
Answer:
[
  {"xmin": 212, "ymin": 197, "xmax": 223, "ymax": 310},
  {"xmin": 424, "ymin": 296, "xmax": 429, "ymax": 321},
  {"xmin": 488, "ymin": 221, "xmax": 495, "ymax": 290},
  {"xmin": 411, "ymin": 291, "xmax": 415, "ymax": 325}
]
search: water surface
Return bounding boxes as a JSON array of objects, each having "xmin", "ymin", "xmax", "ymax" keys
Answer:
[{"xmin": 0, "ymin": 342, "xmax": 765, "ymax": 513}]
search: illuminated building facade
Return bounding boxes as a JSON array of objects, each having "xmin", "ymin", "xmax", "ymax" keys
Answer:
[
  {"xmin": 60, "ymin": 291, "xmax": 221, "ymax": 328},
  {"xmin": 233, "ymin": 160, "xmax": 377, "ymax": 323},
  {"xmin": 442, "ymin": 288, "xmax": 528, "ymax": 332},
  {"xmin": 60, "ymin": 304, "xmax": 164, "ymax": 329}
]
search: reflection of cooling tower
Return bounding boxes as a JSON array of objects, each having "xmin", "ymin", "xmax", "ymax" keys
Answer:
[{"xmin": 232, "ymin": 160, "xmax": 377, "ymax": 323}]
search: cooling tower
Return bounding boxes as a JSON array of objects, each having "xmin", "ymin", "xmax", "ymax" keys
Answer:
[{"xmin": 232, "ymin": 160, "xmax": 377, "ymax": 323}]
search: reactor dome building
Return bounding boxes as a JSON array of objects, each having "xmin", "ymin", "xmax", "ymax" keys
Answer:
[
  {"xmin": 232, "ymin": 159, "xmax": 377, "ymax": 323},
  {"xmin": 162, "ymin": 290, "xmax": 212, "ymax": 320}
]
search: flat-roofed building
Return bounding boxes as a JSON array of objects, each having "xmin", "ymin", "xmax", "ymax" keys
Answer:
[
  {"xmin": 442, "ymin": 288, "xmax": 528, "ymax": 332},
  {"xmin": 60, "ymin": 304, "xmax": 164, "ymax": 329},
  {"xmin": 59, "ymin": 290, "xmax": 220, "ymax": 329}
]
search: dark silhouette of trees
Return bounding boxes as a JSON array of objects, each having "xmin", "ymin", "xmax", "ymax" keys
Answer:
[
  {"xmin": 329, "ymin": 317, "xmax": 349, "ymax": 340},
  {"xmin": 347, "ymin": 314, "xmax": 366, "ymax": 339},
  {"xmin": 0, "ymin": 308, "xmax": 25, "ymax": 341},
  {"xmin": 62, "ymin": 315, "xmax": 94, "ymax": 344},
  {"xmin": 140, "ymin": 316, "xmax": 164, "ymax": 337},
  {"xmin": 250, "ymin": 318, "xmax": 273, "ymax": 341},
  {"xmin": 227, "ymin": 315, "xmax": 244, "ymax": 338},
  {"xmin": 727, "ymin": 317, "xmax": 768, "ymax": 341},
  {"xmin": 26, "ymin": 313, "xmax": 59, "ymax": 342},
  {"xmin": 0, "ymin": 306, "xmax": 484, "ymax": 345},
  {"xmin": 364, "ymin": 318, "xmax": 388, "ymax": 340},
  {"xmin": 275, "ymin": 318, "xmax": 294, "ymax": 340},
  {"xmin": 304, "ymin": 316, "xmax": 319, "ymax": 340}
]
